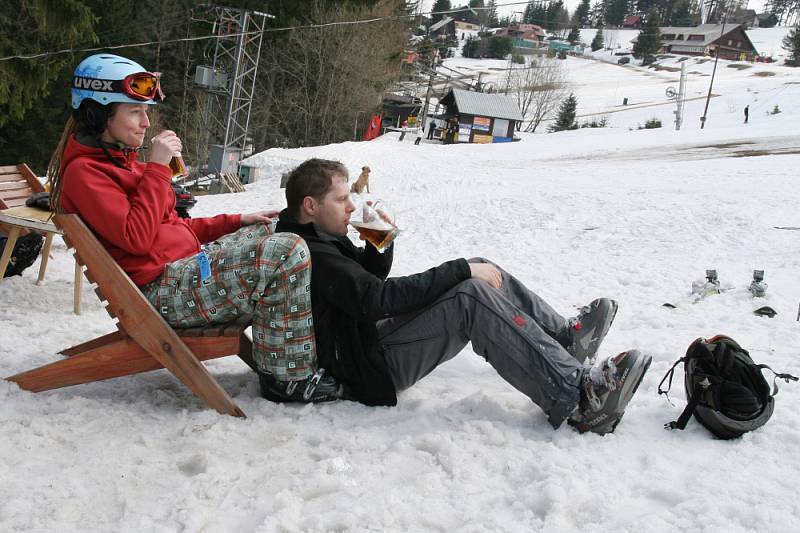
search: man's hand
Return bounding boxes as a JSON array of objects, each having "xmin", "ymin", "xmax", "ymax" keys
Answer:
[
  {"xmin": 469, "ymin": 263, "xmax": 502, "ymax": 290},
  {"xmin": 240, "ymin": 210, "xmax": 280, "ymax": 226}
]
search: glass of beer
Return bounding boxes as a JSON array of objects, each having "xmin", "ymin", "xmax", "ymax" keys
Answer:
[
  {"xmin": 169, "ymin": 153, "xmax": 189, "ymax": 179},
  {"xmin": 349, "ymin": 198, "xmax": 400, "ymax": 251}
]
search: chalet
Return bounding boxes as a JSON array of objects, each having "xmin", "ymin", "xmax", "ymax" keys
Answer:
[
  {"xmin": 659, "ymin": 24, "xmax": 758, "ymax": 61},
  {"xmin": 430, "ymin": 16, "xmax": 456, "ymax": 40},
  {"xmin": 455, "ymin": 20, "xmax": 481, "ymax": 32},
  {"xmin": 438, "ymin": 88, "xmax": 523, "ymax": 144},
  {"xmin": 623, "ymin": 15, "xmax": 641, "ymax": 28},
  {"xmin": 451, "ymin": 8, "xmax": 481, "ymax": 28},
  {"xmin": 496, "ymin": 23, "xmax": 546, "ymax": 50}
]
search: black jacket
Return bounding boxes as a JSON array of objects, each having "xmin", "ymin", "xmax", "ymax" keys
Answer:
[{"xmin": 276, "ymin": 212, "xmax": 471, "ymax": 406}]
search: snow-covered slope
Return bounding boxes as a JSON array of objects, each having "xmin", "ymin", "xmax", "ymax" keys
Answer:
[{"xmin": 2, "ymin": 37, "xmax": 800, "ymax": 532}]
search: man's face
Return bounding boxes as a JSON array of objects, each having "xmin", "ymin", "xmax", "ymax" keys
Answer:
[{"xmin": 310, "ymin": 176, "xmax": 355, "ymax": 236}]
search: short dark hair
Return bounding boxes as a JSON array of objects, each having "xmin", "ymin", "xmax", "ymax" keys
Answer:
[{"xmin": 285, "ymin": 158, "xmax": 349, "ymax": 218}]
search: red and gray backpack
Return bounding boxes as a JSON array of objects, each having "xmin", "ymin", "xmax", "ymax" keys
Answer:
[{"xmin": 659, "ymin": 335, "xmax": 797, "ymax": 439}]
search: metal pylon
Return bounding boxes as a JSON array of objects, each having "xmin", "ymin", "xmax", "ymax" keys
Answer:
[{"xmin": 199, "ymin": 6, "xmax": 267, "ymax": 179}]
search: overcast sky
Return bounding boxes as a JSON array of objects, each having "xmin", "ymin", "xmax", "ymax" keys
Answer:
[{"xmin": 419, "ymin": 1, "xmax": 768, "ymax": 22}]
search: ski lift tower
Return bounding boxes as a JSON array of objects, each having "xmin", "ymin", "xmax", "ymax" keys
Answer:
[{"xmin": 194, "ymin": 5, "xmax": 270, "ymax": 189}]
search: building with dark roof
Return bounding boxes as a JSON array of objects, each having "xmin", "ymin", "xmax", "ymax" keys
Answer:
[
  {"xmin": 659, "ymin": 24, "xmax": 758, "ymax": 61},
  {"xmin": 438, "ymin": 88, "xmax": 523, "ymax": 144}
]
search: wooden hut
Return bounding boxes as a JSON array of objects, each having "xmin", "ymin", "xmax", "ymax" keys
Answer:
[{"xmin": 438, "ymin": 88, "xmax": 523, "ymax": 144}]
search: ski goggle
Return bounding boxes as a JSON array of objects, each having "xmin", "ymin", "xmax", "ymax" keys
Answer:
[
  {"xmin": 72, "ymin": 72, "xmax": 165, "ymax": 102},
  {"xmin": 122, "ymin": 72, "xmax": 165, "ymax": 101}
]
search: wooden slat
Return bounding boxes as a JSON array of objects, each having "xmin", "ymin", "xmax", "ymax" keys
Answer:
[
  {"xmin": 237, "ymin": 333, "xmax": 258, "ymax": 372},
  {"xmin": 0, "ymin": 180, "xmax": 28, "ymax": 191},
  {"xmin": 0, "ymin": 174, "xmax": 25, "ymax": 184},
  {"xmin": 7, "ymin": 335, "xmax": 241, "ymax": 393},
  {"xmin": 2, "ymin": 189, "xmax": 32, "ymax": 200},
  {"xmin": 52, "ymin": 214, "xmax": 244, "ymax": 417},
  {"xmin": 0, "ymin": 208, "xmax": 57, "ymax": 233},
  {"xmin": 18, "ymin": 164, "xmax": 45, "ymax": 194},
  {"xmin": 0, "ymin": 165, "xmax": 20, "ymax": 174},
  {"xmin": 83, "ymin": 267, "xmax": 96, "ymax": 284},
  {"xmin": 60, "ymin": 330, "xmax": 127, "ymax": 357},
  {"xmin": 3, "ymin": 197, "xmax": 26, "ymax": 208}
]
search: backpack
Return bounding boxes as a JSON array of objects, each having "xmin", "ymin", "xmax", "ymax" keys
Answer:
[
  {"xmin": 1, "ymin": 232, "xmax": 44, "ymax": 278},
  {"xmin": 658, "ymin": 335, "xmax": 797, "ymax": 439}
]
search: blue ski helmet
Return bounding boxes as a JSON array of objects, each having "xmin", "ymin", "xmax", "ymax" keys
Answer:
[{"xmin": 72, "ymin": 53, "xmax": 164, "ymax": 109}]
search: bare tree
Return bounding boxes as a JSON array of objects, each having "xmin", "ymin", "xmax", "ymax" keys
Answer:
[
  {"xmin": 249, "ymin": 0, "xmax": 408, "ymax": 150},
  {"xmin": 507, "ymin": 56, "xmax": 570, "ymax": 133}
]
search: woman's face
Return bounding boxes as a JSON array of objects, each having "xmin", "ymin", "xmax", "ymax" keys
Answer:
[{"xmin": 101, "ymin": 103, "xmax": 151, "ymax": 147}]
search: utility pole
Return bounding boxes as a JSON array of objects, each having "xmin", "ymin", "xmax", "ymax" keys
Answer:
[
  {"xmin": 670, "ymin": 62, "xmax": 687, "ymax": 130},
  {"xmin": 194, "ymin": 5, "xmax": 270, "ymax": 189},
  {"xmin": 700, "ymin": 18, "xmax": 726, "ymax": 129},
  {"xmin": 420, "ymin": 48, "xmax": 439, "ymax": 133},
  {"xmin": 503, "ymin": 10, "xmax": 526, "ymax": 93}
]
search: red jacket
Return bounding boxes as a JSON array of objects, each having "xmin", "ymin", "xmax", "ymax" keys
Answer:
[{"xmin": 60, "ymin": 135, "xmax": 241, "ymax": 286}]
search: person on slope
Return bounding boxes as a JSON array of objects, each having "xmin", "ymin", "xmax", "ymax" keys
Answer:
[
  {"xmin": 47, "ymin": 54, "xmax": 340, "ymax": 403},
  {"xmin": 274, "ymin": 158, "xmax": 652, "ymax": 434}
]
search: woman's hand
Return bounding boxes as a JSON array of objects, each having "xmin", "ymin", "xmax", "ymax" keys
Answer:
[
  {"xmin": 469, "ymin": 263, "xmax": 502, "ymax": 290},
  {"xmin": 150, "ymin": 130, "xmax": 183, "ymax": 166},
  {"xmin": 241, "ymin": 210, "xmax": 280, "ymax": 227}
]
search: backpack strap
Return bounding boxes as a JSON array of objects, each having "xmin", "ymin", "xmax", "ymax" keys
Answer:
[
  {"xmin": 660, "ymin": 337, "xmax": 713, "ymax": 432},
  {"xmin": 658, "ymin": 356, "xmax": 698, "ymax": 431},
  {"xmin": 657, "ymin": 357, "xmax": 684, "ymax": 404},
  {"xmin": 757, "ymin": 364, "xmax": 799, "ymax": 396},
  {"xmin": 665, "ymin": 378, "xmax": 711, "ymax": 431}
]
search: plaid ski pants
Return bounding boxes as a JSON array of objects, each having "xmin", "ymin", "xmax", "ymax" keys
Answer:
[{"xmin": 141, "ymin": 223, "xmax": 316, "ymax": 381}]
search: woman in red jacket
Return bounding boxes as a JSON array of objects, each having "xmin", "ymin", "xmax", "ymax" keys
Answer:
[{"xmin": 46, "ymin": 53, "xmax": 340, "ymax": 403}]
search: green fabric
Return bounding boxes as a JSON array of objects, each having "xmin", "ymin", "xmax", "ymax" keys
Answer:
[{"xmin": 142, "ymin": 223, "xmax": 317, "ymax": 380}]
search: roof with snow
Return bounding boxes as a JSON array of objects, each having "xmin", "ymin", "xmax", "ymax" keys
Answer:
[
  {"xmin": 429, "ymin": 16, "xmax": 453, "ymax": 33},
  {"xmin": 660, "ymin": 24, "xmax": 745, "ymax": 47},
  {"xmin": 657, "ymin": 23, "xmax": 757, "ymax": 55},
  {"xmin": 441, "ymin": 88, "xmax": 524, "ymax": 121}
]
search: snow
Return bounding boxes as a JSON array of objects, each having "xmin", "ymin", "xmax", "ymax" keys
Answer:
[{"xmin": 3, "ymin": 28, "xmax": 800, "ymax": 533}]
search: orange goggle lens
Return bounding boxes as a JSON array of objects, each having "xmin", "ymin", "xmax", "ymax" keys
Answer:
[{"xmin": 122, "ymin": 72, "xmax": 165, "ymax": 102}]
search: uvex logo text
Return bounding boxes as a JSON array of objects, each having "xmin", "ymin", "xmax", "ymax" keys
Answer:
[{"xmin": 73, "ymin": 77, "xmax": 114, "ymax": 91}]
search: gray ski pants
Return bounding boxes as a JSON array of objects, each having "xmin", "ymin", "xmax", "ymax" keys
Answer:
[{"xmin": 376, "ymin": 258, "xmax": 583, "ymax": 428}]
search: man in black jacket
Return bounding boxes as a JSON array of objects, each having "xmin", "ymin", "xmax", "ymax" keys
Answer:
[{"xmin": 268, "ymin": 158, "xmax": 652, "ymax": 435}]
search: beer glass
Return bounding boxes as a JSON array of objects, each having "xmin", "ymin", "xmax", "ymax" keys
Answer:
[
  {"xmin": 168, "ymin": 153, "xmax": 189, "ymax": 179},
  {"xmin": 349, "ymin": 197, "xmax": 400, "ymax": 251}
]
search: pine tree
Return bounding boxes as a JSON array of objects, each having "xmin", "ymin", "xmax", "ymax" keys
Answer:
[
  {"xmin": 431, "ymin": 0, "xmax": 452, "ymax": 24},
  {"xmin": 783, "ymin": 21, "xmax": 800, "ymax": 66},
  {"xmin": 549, "ymin": 93, "xmax": 578, "ymax": 132},
  {"xmin": 604, "ymin": 0, "xmax": 628, "ymax": 27},
  {"xmin": 567, "ymin": 25, "xmax": 581, "ymax": 45},
  {"xmin": 591, "ymin": 27, "xmax": 605, "ymax": 51},
  {"xmin": 0, "ymin": 0, "xmax": 96, "ymax": 128},
  {"xmin": 573, "ymin": 0, "xmax": 591, "ymax": 27},
  {"xmin": 486, "ymin": 0, "xmax": 500, "ymax": 27},
  {"xmin": 669, "ymin": 0, "xmax": 694, "ymax": 27},
  {"xmin": 632, "ymin": 9, "xmax": 662, "ymax": 60}
]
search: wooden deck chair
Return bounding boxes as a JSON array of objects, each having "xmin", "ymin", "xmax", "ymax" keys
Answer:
[
  {"xmin": 0, "ymin": 163, "xmax": 46, "ymax": 249},
  {"xmin": 0, "ymin": 163, "xmax": 82, "ymax": 314},
  {"xmin": 0, "ymin": 163, "xmax": 44, "ymax": 210},
  {"xmin": 6, "ymin": 214, "xmax": 257, "ymax": 417}
]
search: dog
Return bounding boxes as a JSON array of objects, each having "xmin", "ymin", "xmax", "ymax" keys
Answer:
[{"xmin": 350, "ymin": 166, "xmax": 371, "ymax": 194}]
